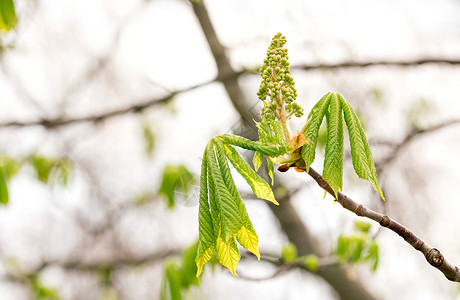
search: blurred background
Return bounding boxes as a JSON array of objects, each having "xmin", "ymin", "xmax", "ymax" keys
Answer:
[{"xmin": 1, "ymin": 0, "xmax": 460, "ymax": 299}]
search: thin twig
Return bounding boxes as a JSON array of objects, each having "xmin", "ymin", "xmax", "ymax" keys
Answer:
[{"xmin": 303, "ymin": 166, "xmax": 460, "ymax": 282}]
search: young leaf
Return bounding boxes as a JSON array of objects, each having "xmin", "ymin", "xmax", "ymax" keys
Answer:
[
  {"xmin": 207, "ymin": 141, "xmax": 242, "ymax": 239},
  {"xmin": 206, "ymin": 140, "xmax": 244, "ymax": 276},
  {"xmin": 215, "ymin": 236, "xmax": 240, "ymax": 276},
  {"xmin": 223, "ymin": 143, "xmax": 278, "ymax": 205},
  {"xmin": 323, "ymin": 93, "xmax": 344, "ymax": 198},
  {"xmin": 340, "ymin": 96, "xmax": 384, "ymax": 200},
  {"xmin": 219, "ymin": 134, "xmax": 286, "ymax": 157},
  {"xmin": 301, "ymin": 93, "xmax": 332, "ymax": 171},
  {"xmin": 213, "ymin": 139, "xmax": 260, "ymax": 260},
  {"xmin": 196, "ymin": 150, "xmax": 215, "ymax": 277}
]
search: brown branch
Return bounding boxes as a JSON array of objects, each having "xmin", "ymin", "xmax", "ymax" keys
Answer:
[{"xmin": 304, "ymin": 166, "xmax": 460, "ymax": 283}]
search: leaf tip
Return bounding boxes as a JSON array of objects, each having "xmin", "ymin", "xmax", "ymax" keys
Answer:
[{"xmin": 378, "ymin": 187, "xmax": 385, "ymax": 201}]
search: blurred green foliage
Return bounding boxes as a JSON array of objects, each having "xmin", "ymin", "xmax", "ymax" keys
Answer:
[
  {"xmin": 281, "ymin": 242, "xmax": 297, "ymax": 263},
  {"xmin": 158, "ymin": 164, "xmax": 196, "ymax": 209},
  {"xmin": 0, "ymin": 155, "xmax": 20, "ymax": 204},
  {"xmin": 142, "ymin": 122, "xmax": 156, "ymax": 157},
  {"xmin": 335, "ymin": 220, "xmax": 379, "ymax": 272},
  {"xmin": 160, "ymin": 242, "xmax": 199, "ymax": 300},
  {"xmin": 30, "ymin": 155, "xmax": 72, "ymax": 186},
  {"xmin": 406, "ymin": 98, "xmax": 435, "ymax": 129},
  {"xmin": 28, "ymin": 274, "xmax": 59, "ymax": 300}
]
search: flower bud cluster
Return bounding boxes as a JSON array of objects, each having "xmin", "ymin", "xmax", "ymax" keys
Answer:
[{"xmin": 257, "ymin": 33, "xmax": 303, "ymax": 121}]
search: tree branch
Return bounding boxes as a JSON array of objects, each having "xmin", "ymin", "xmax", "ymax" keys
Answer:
[
  {"xmin": 303, "ymin": 166, "xmax": 460, "ymax": 282},
  {"xmin": 376, "ymin": 118, "xmax": 460, "ymax": 169}
]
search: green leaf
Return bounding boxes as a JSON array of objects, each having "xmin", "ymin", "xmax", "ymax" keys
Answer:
[
  {"xmin": 158, "ymin": 164, "xmax": 196, "ymax": 209},
  {"xmin": 223, "ymin": 143, "xmax": 278, "ymax": 205},
  {"xmin": 207, "ymin": 141, "xmax": 241, "ymax": 239},
  {"xmin": 253, "ymin": 151, "xmax": 263, "ymax": 172},
  {"xmin": 213, "ymin": 139, "xmax": 260, "ymax": 260},
  {"xmin": 323, "ymin": 93, "xmax": 344, "ymax": 198},
  {"xmin": 281, "ymin": 242, "xmax": 297, "ymax": 263},
  {"xmin": 0, "ymin": 0, "xmax": 17, "ymax": 32},
  {"xmin": 301, "ymin": 92, "xmax": 332, "ymax": 171},
  {"xmin": 196, "ymin": 150, "xmax": 215, "ymax": 277},
  {"xmin": 340, "ymin": 95, "xmax": 384, "ymax": 200},
  {"xmin": 219, "ymin": 134, "xmax": 286, "ymax": 157}
]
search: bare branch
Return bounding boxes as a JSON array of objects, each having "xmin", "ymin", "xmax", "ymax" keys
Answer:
[
  {"xmin": 303, "ymin": 166, "xmax": 460, "ymax": 282},
  {"xmin": 376, "ymin": 118, "xmax": 460, "ymax": 169}
]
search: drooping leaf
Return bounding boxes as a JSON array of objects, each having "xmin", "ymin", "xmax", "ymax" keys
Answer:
[
  {"xmin": 323, "ymin": 93, "xmax": 344, "ymax": 198},
  {"xmin": 215, "ymin": 235, "xmax": 240, "ymax": 276},
  {"xmin": 340, "ymin": 96, "xmax": 384, "ymax": 200},
  {"xmin": 205, "ymin": 140, "xmax": 243, "ymax": 276},
  {"xmin": 213, "ymin": 139, "xmax": 260, "ymax": 260},
  {"xmin": 206, "ymin": 141, "xmax": 242, "ymax": 239},
  {"xmin": 301, "ymin": 92, "xmax": 332, "ymax": 171},
  {"xmin": 223, "ymin": 143, "xmax": 278, "ymax": 205},
  {"xmin": 0, "ymin": 0, "xmax": 17, "ymax": 32},
  {"xmin": 196, "ymin": 150, "xmax": 215, "ymax": 277}
]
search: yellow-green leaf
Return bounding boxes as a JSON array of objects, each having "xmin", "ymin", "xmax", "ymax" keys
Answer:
[
  {"xmin": 236, "ymin": 226, "xmax": 260, "ymax": 260},
  {"xmin": 216, "ymin": 236, "xmax": 240, "ymax": 276},
  {"xmin": 223, "ymin": 144, "xmax": 278, "ymax": 205}
]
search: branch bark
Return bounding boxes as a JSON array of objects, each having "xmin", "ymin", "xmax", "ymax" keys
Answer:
[{"xmin": 304, "ymin": 166, "xmax": 460, "ymax": 282}]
